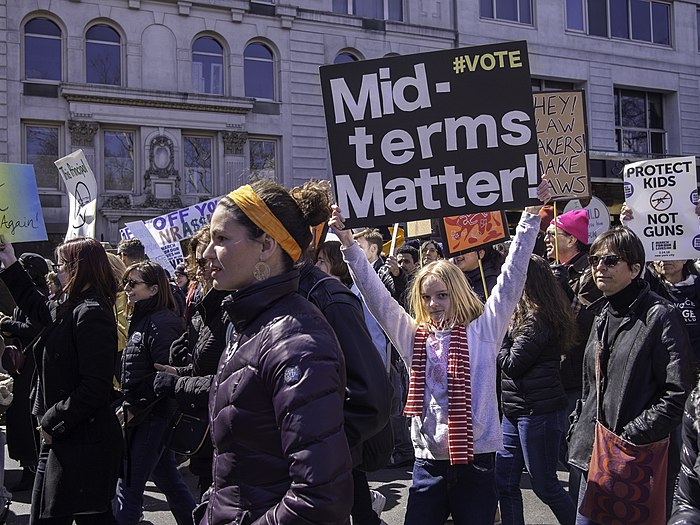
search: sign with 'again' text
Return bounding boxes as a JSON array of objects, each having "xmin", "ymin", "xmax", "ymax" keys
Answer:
[{"xmin": 320, "ymin": 40, "xmax": 540, "ymax": 227}]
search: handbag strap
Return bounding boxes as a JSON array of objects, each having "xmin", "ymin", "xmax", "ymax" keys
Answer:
[{"xmin": 595, "ymin": 341, "xmax": 602, "ymax": 422}]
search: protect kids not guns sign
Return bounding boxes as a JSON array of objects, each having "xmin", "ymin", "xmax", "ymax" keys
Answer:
[
  {"xmin": 624, "ymin": 156, "xmax": 700, "ymax": 260},
  {"xmin": 320, "ymin": 40, "xmax": 540, "ymax": 228}
]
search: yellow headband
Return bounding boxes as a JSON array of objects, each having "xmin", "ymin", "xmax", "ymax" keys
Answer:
[{"xmin": 227, "ymin": 185, "xmax": 303, "ymax": 263}]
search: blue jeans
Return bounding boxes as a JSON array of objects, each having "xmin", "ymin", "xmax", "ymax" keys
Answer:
[
  {"xmin": 114, "ymin": 413, "xmax": 196, "ymax": 525},
  {"xmin": 404, "ymin": 455, "xmax": 497, "ymax": 525},
  {"xmin": 496, "ymin": 409, "xmax": 575, "ymax": 525}
]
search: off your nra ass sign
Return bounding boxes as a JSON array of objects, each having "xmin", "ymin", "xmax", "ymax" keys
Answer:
[{"xmin": 320, "ymin": 40, "xmax": 541, "ymax": 227}]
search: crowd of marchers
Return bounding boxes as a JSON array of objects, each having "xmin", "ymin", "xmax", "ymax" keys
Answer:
[{"xmin": 0, "ymin": 178, "xmax": 699, "ymax": 525}]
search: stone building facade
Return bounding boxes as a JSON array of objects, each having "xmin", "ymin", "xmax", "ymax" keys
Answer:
[{"xmin": 3, "ymin": 0, "xmax": 700, "ymax": 246}]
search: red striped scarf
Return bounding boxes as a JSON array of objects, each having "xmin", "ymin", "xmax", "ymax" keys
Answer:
[{"xmin": 404, "ymin": 324, "xmax": 474, "ymax": 465}]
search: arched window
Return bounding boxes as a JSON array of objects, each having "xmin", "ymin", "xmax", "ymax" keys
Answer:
[
  {"xmin": 86, "ymin": 24, "xmax": 121, "ymax": 85},
  {"xmin": 244, "ymin": 43, "xmax": 274, "ymax": 100},
  {"xmin": 334, "ymin": 52, "xmax": 358, "ymax": 64},
  {"xmin": 24, "ymin": 18, "xmax": 62, "ymax": 81},
  {"xmin": 192, "ymin": 37, "xmax": 224, "ymax": 95}
]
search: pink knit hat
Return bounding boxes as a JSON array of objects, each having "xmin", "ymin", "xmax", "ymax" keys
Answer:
[{"xmin": 551, "ymin": 209, "xmax": 589, "ymax": 245}]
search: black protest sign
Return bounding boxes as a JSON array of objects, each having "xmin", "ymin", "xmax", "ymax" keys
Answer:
[
  {"xmin": 533, "ymin": 90, "xmax": 590, "ymax": 200},
  {"xmin": 320, "ymin": 40, "xmax": 540, "ymax": 228}
]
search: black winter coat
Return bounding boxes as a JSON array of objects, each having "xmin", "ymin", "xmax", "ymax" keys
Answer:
[
  {"xmin": 670, "ymin": 382, "xmax": 700, "ymax": 525},
  {"xmin": 0, "ymin": 261, "xmax": 122, "ymax": 518},
  {"xmin": 298, "ymin": 263, "xmax": 392, "ymax": 461},
  {"xmin": 121, "ymin": 297, "xmax": 184, "ymax": 420},
  {"xmin": 568, "ymin": 281, "xmax": 692, "ymax": 473},
  {"xmin": 498, "ymin": 316, "xmax": 568, "ymax": 418},
  {"xmin": 556, "ymin": 251, "xmax": 602, "ymax": 392},
  {"xmin": 172, "ymin": 288, "xmax": 229, "ymax": 414},
  {"xmin": 204, "ymin": 270, "xmax": 352, "ymax": 525}
]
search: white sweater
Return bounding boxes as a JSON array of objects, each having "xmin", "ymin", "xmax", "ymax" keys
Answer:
[{"xmin": 342, "ymin": 212, "xmax": 540, "ymax": 457}]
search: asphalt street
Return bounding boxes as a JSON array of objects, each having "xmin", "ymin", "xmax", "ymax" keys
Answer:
[{"xmin": 4, "ymin": 452, "xmax": 568, "ymax": 524}]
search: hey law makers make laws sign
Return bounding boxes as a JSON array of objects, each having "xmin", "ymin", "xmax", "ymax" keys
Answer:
[{"xmin": 320, "ymin": 40, "xmax": 541, "ymax": 228}]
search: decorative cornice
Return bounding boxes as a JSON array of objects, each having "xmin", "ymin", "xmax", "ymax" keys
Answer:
[
  {"xmin": 68, "ymin": 120, "xmax": 98, "ymax": 147},
  {"xmin": 222, "ymin": 131, "xmax": 248, "ymax": 155},
  {"xmin": 61, "ymin": 83, "xmax": 253, "ymax": 115}
]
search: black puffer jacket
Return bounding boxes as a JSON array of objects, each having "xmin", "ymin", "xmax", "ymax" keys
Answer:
[
  {"xmin": 498, "ymin": 316, "xmax": 568, "ymax": 418},
  {"xmin": 205, "ymin": 270, "xmax": 352, "ymax": 525},
  {"xmin": 671, "ymin": 381, "xmax": 700, "ymax": 525},
  {"xmin": 121, "ymin": 297, "xmax": 184, "ymax": 419},
  {"xmin": 568, "ymin": 281, "xmax": 692, "ymax": 472}
]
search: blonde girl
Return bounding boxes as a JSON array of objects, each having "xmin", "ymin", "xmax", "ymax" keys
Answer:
[{"xmin": 329, "ymin": 179, "xmax": 549, "ymax": 525}]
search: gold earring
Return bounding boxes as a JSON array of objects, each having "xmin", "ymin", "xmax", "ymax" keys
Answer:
[{"xmin": 253, "ymin": 262, "xmax": 271, "ymax": 281}]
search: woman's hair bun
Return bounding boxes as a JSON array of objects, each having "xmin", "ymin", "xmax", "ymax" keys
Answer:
[{"xmin": 290, "ymin": 180, "xmax": 333, "ymax": 228}]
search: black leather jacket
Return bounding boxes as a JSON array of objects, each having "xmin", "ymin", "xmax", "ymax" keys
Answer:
[
  {"xmin": 671, "ymin": 381, "xmax": 700, "ymax": 525},
  {"xmin": 568, "ymin": 280, "xmax": 692, "ymax": 472}
]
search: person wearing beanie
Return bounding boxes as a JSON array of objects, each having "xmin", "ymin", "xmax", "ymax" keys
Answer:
[
  {"xmin": 544, "ymin": 209, "xmax": 603, "ymax": 504},
  {"xmin": 173, "ymin": 263, "xmax": 189, "ymax": 296}
]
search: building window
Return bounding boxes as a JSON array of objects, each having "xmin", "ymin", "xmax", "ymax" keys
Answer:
[
  {"xmin": 614, "ymin": 88, "xmax": 665, "ymax": 155},
  {"xmin": 183, "ymin": 136, "xmax": 213, "ymax": 195},
  {"xmin": 86, "ymin": 24, "xmax": 121, "ymax": 86},
  {"xmin": 566, "ymin": 0, "xmax": 670, "ymax": 45},
  {"xmin": 480, "ymin": 0, "xmax": 533, "ymax": 24},
  {"xmin": 334, "ymin": 52, "xmax": 359, "ymax": 64},
  {"xmin": 532, "ymin": 78, "xmax": 576, "ymax": 92},
  {"xmin": 244, "ymin": 43, "xmax": 274, "ymax": 100},
  {"xmin": 25, "ymin": 124, "xmax": 60, "ymax": 188},
  {"xmin": 333, "ymin": 0, "xmax": 403, "ymax": 21},
  {"xmin": 104, "ymin": 130, "xmax": 135, "ymax": 191},
  {"xmin": 249, "ymin": 139, "xmax": 277, "ymax": 181},
  {"xmin": 24, "ymin": 18, "xmax": 62, "ymax": 81},
  {"xmin": 192, "ymin": 37, "xmax": 224, "ymax": 95}
]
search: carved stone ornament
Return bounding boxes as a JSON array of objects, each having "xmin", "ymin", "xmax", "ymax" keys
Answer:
[
  {"xmin": 141, "ymin": 135, "xmax": 182, "ymax": 208},
  {"xmin": 223, "ymin": 131, "xmax": 248, "ymax": 155},
  {"xmin": 68, "ymin": 120, "xmax": 98, "ymax": 147},
  {"xmin": 101, "ymin": 194, "xmax": 132, "ymax": 209}
]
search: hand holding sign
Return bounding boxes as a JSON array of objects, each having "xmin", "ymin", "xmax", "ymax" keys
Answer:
[
  {"xmin": 0, "ymin": 236, "xmax": 18, "ymax": 269},
  {"xmin": 524, "ymin": 175, "xmax": 552, "ymax": 215},
  {"xmin": 329, "ymin": 205, "xmax": 355, "ymax": 248}
]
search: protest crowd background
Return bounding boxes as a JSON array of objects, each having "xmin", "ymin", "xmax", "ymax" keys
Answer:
[{"xmin": 1, "ymin": 25, "xmax": 700, "ymax": 525}]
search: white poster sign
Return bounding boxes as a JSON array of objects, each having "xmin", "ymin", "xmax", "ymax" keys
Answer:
[
  {"xmin": 623, "ymin": 156, "xmax": 700, "ymax": 261},
  {"xmin": 124, "ymin": 220, "xmax": 176, "ymax": 272},
  {"xmin": 54, "ymin": 150, "xmax": 97, "ymax": 241}
]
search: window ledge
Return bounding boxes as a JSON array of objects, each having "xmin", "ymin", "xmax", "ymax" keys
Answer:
[{"xmin": 60, "ymin": 83, "xmax": 254, "ymax": 114}]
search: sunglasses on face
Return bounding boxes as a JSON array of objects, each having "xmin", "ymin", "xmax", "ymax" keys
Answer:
[
  {"xmin": 123, "ymin": 278, "xmax": 146, "ymax": 288},
  {"xmin": 52, "ymin": 263, "xmax": 64, "ymax": 273},
  {"xmin": 588, "ymin": 254, "xmax": 623, "ymax": 268}
]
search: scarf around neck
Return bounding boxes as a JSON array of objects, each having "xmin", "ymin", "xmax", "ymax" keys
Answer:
[{"xmin": 404, "ymin": 324, "xmax": 474, "ymax": 464}]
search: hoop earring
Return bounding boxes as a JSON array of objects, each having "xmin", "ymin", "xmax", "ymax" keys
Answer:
[{"xmin": 253, "ymin": 262, "xmax": 271, "ymax": 282}]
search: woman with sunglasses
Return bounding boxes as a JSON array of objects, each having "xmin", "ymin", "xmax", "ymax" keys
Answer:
[
  {"xmin": 114, "ymin": 261, "xmax": 195, "ymax": 525},
  {"xmin": 0, "ymin": 238, "xmax": 123, "ymax": 524},
  {"xmin": 200, "ymin": 180, "xmax": 352, "ymax": 525},
  {"xmin": 567, "ymin": 227, "xmax": 692, "ymax": 524}
]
